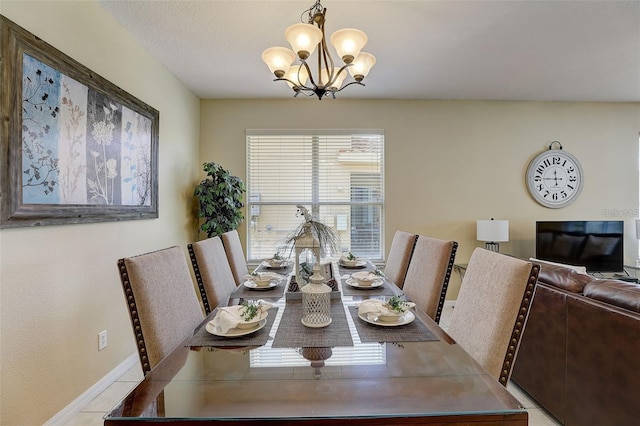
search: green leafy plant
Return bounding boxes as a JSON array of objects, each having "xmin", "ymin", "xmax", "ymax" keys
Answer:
[
  {"xmin": 240, "ymin": 302, "xmax": 259, "ymax": 321},
  {"xmin": 386, "ymin": 296, "xmax": 410, "ymax": 313},
  {"xmin": 194, "ymin": 162, "xmax": 246, "ymax": 238}
]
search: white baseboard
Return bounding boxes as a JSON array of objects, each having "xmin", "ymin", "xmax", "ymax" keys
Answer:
[{"xmin": 44, "ymin": 352, "xmax": 138, "ymax": 426}]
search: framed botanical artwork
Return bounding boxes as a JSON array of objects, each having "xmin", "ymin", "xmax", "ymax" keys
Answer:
[{"xmin": 0, "ymin": 15, "xmax": 159, "ymax": 228}]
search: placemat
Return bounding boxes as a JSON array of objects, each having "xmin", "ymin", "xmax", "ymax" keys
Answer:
[
  {"xmin": 230, "ymin": 280, "xmax": 287, "ymax": 300},
  {"xmin": 272, "ymin": 300, "xmax": 354, "ymax": 348},
  {"xmin": 185, "ymin": 307, "xmax": 279, "ymax": 347},
  {"xmin": 348, "ymin": 306, "xmax": 439, "ymax": 343}
]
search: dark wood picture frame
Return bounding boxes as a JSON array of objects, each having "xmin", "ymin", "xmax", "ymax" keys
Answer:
[{"xmin": 0, "ymin": 16, "xmax": 159, "ymax": 228}]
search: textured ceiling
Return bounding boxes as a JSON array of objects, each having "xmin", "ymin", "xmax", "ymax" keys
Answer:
[{"xmin": 98, "ymin": 0, "xmax": 640, "ymax": 101}]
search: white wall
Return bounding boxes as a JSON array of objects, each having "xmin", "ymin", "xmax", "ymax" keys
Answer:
[
  {"xmin": 201, "ymin": 99, "xmax": 640, "ymax": 297},
  {"xmin": 0, "ymin": 1, "xmax": 200, "ymax": 424}
]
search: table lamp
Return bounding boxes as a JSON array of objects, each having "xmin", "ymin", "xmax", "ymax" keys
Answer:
[{"xmin": 477, "ymin": 218, "xmax": 509, "ymax": 252}]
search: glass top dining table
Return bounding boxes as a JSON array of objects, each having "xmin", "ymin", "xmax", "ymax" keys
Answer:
[{"xmin": 104, "ymin": 262, "xmax": 527, "ymax": 425}]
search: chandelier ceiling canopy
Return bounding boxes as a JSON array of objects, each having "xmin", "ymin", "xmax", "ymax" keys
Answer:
[{"xmin": 262, "ymin": 0, "xmax": 376, "ymax": 100}]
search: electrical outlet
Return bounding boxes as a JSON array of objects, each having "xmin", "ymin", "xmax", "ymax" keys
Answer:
[{"xmin": 98, "ymin": 330, "xmax": 108, "ymax": 351}]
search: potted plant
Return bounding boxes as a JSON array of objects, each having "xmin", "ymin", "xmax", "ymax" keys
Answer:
[{"xmin": 194, "ymin": 162, "xmax": 246, "ymax": 237}]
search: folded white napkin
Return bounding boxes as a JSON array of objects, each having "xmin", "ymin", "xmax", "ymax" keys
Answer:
[
  {"xmin": 209, "ymin": 302, "xmax": 272, "ymax": 334},
  {"xmin": 357, "ymin": 299, "xmax": 415, "ymax": 320},
  {"xmin": 243, "ymin": 272, "xmax": 286, "ymax": 284},
  {"xmin": 351, "ymin": 271, "xmax": 377, "ymax": 282}
]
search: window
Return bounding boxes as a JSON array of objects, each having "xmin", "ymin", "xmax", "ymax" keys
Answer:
[{"xmin": 246, "ymin": 129, "xmax": 384, "ymax": 262}]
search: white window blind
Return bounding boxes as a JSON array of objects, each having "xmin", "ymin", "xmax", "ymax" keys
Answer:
[{"xmin": 246, "ymin": 129, "xmax": 384, "ymax": 261}]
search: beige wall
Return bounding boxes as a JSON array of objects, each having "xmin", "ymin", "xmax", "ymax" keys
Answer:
[
  {"xmin": 0, "ymin": 1, "xmax": 200, "ymax": 424},
  {"xmin": 201, "ymin": 99, "xmax": 640, "ymax": 297}
]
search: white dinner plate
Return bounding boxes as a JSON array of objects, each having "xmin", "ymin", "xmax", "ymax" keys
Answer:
[
  {"xmin": 358, "ymin": 310, "xmax": 415, "ymax": 327},
  {"xmin": 261, "ymin": 261, "xmax": 289, "ymax": 269},
  {"xmin": 339, "ymin": 260, "xmax": 367, "ymax": 269},
  {"xmin": 243, "ymin": 281, "xmax": 279, "ymax": 290},
  {"xmin": 206, "ymin": 318, "xmax": 268, "ymax": 337},
  {"xmin": 345, "ymin": 278, "xmax": 384, "ymax": 289}
]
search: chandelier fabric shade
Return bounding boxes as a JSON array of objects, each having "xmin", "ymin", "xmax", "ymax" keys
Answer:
[{"xmin": 262, "ymin": 0, "xmax": 376, "ymax": 99}]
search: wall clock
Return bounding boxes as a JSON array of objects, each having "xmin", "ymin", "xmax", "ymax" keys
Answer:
[{"xmin": 526, "ymin": 141, "xmax": 583, "ymax": 208}]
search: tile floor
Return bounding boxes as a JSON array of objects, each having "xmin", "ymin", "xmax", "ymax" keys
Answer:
[{"xmin": 67, "ymin": 303, "xmax": 561, "ymax": 425}]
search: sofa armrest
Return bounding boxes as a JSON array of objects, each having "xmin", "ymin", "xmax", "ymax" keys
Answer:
[
  {"xmin": 537, "ymin": 264, "xmax": 594, "ymax": 293},
  {"xmin": 583, "ymin": 280, "xmax": 640, "ymax": 313}
]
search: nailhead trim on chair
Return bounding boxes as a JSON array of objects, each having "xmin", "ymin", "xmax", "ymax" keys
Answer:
[
  {"xmin": 398, "ymin": 234, "xmax": 419, "ymax": 288},
  {"xmin": 434, "ymin": 241, "xmax": 458, "ymax": 324},
  {"xmin": 187, "ymin": 243, "xmax": 212, "ymax": 315},
  {"xmin": 117, "ymin": 258, "xmax": 152, "ymax": 375},
  {"xmin": 498, "ymin": 262, "xmax": 540, "ymax": 386}
]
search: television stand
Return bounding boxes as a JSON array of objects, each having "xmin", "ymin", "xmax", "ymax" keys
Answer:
[{"xmin": 593, "ymin": 268, "xmax": 640, "ymax": 283}]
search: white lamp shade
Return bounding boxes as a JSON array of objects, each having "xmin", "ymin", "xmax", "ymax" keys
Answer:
[
  {"xmin": 636, "ymin": 219, "xmax": 640, "ymax": 239},
  {"xmin": 320, "ymin": 67, "xmax": 348, "ymax": 89},
  {"xmin": 285, "ymin": 23, "xmax": 322, "ymax": 59},
  {"xmin": 330, "ymin": 28, "xmax": 367, "ymax": 63},
  {"xmin": 283, "ymin": 64, "xmax": 309, "ymax": 88},
  {"xmin": 348, "ymin": 52, "xmax": 376, "ymax": 79},
  {"xmin": 477, "ymin": 219, "xmax": 509, "ymax": 242},
  {"xmin": 262, "ymin": 47, "xmax": 296, "ymax": 76}
]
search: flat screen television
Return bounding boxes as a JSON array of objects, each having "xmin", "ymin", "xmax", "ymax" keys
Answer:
[{"xmin": 535, "ymin": 220, "xmax": 624, "ymax": 273}]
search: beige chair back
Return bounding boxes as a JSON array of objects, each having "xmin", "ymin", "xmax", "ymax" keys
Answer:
[
  {"xmin": 447, "ymin": 248, "xmax": 539, "ymax": 386},
  {"xmin": 188, "ymin": 236, "xmax": 237, "ymax": 314},
  {"xmin": 384, "ymin": 230, "xmax": 418, "ymax": 289},
  {"xmin": 402, "ymin": 236, "xmax": 457, "ymax": 323},
  {"xmin": 117, "ymin": 246, "xmax": 204, "ymax": 375},
  {"xmin": 221, "ymin": 229, "xmax": 248, "ymax": 285}
]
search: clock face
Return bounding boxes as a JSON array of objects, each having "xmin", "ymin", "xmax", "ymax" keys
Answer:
[{"xmin": 526, "ymin": 150, "xmax": 583, "ymax": 208}]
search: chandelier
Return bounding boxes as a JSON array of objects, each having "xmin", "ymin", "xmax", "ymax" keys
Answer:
[{"xmin": 261, "ymin": 0, "xmax": 376, "ymax": 100}]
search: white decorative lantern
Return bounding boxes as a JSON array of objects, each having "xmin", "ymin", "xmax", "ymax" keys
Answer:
[
  {"xmin": 301, "ymin": 262, "xmax": 332, "ymax": 328},
  {"xmin": 294, "ymin": 222, "xmax": 323, "ymax": 284}
]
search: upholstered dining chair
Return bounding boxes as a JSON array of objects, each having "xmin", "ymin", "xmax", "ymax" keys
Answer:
[
  {"xmin": 446, "ymin": 248, "xmax": 539, "ymax": 387},
  {"xmin": 384, "ymin": 230, "xmax": 418, "ymax": 289},
  {"xmin": 221, "ymin": 229, "xmax": 248, "ymax": 286},
  {"xmin": 117, "ymin": 246, "xmax": 204, "ymax": 375},
  {"xmin": 188, "ymin": 236, "xmax": 238, "ymax": 315},
  {"xmin": 402, "ymin": 235, "xmax": 458, "ymax": 323}
]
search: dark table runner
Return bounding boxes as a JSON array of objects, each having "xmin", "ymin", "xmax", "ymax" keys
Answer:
[
  {"xmin": 348, "ymin": 306, "xmax": 439, "ymax": 343},
  {"xmin": 272, "ymin": 300, "xmax": 354, "ymax": 348},
  {"xmin": 185, "ymin": 307, "xmax": 279, "ymax": 347}
]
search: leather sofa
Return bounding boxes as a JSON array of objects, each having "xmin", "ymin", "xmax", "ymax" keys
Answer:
[{"xmin": 511, "ymin": 263, "xmax": 640, "ymax": 425}]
